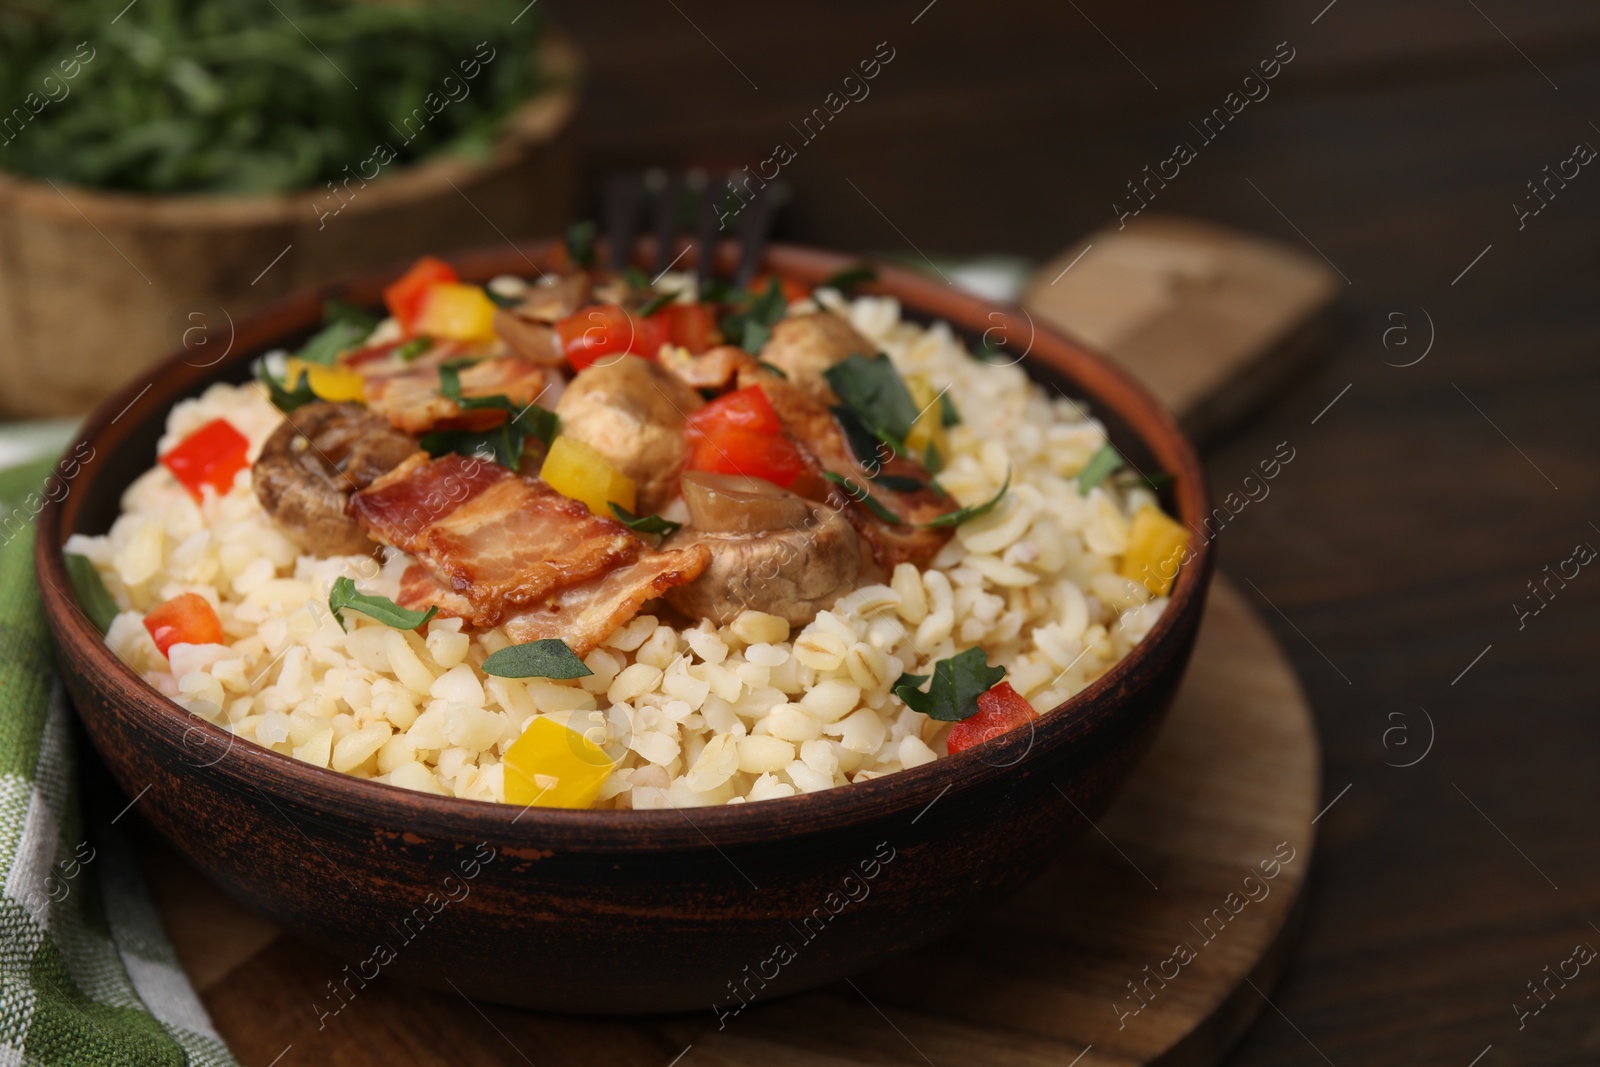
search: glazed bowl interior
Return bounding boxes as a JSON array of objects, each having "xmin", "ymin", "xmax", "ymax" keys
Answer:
[{"xmin": 35, "ymin": 238, "xmax": 1213, "ymax": 1012}]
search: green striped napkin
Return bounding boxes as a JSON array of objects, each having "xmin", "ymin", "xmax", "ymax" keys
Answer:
[{"xmin": 0, "ymin": 457, "xmax": 239, "ymax": 1066}]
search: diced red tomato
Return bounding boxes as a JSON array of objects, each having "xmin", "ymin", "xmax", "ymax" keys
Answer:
[
  {"xmin": 555, "ymin": 304, "xmax": 670, "ymax": 371},
  {"xmin": 683, "ymin": 384, "xmax": 804, "ymax": 487},
  {"xmin": 383, "ymin": 256, "xmax": 458, "ymax": 334},
  {"xmin": 160, "ymin": 418, "xmax": 250, "ymax": 500},
  {"xmin": 659, "ymin": 303, "xmax": 719, "ymax": 353},
  {"xmin": 686, "ymin": 424, "xmax": 806, "ymax": 488},
  {"xmin": 144, "ymin": 593, "xmax": 224, "ymax": 657},
  {"xmin": 946, "ymin": 682, "xmax": 1038, "ymax": 755},
  {"xmin": 686, "ymin": 385, "xmax": 781, "ymax": 436},
  {"xmin": 750, "ymin": 273, "xmax": 811, "ymax": 305}
]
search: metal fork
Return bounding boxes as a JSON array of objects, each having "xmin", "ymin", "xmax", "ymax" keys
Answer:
[{"xmin": 603, "ymin": 168, "xmax": 790, "ymax": 291}]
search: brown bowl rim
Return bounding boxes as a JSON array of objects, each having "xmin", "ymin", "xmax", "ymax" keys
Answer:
[{"xmin": 35, "ymin": 239, "xmax": 1213, "ymax": 850}]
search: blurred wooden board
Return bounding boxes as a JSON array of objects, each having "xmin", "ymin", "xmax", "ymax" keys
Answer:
[
  {"xmin": 1024, "ymin": 215, "xmax": 1341, "ymax": 444},
  {"xmin": 142, "ymin": 577, "xmax": 1319, "ymax": 1066}
]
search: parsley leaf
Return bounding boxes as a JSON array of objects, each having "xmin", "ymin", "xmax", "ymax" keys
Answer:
[
  {"xmin": 255, "ymin": 358, "xmax": 317, "ymax": 413},
  {"xmin": 822, "ymin": 471, "xmax": 903, "ymax": 525},
  {"xmin": 921, "ymin": 470, "xmax": 1011, "ymax": 529},
  {"xmin": 832, "ymin": 404, "xmax": 890, "ymax": 473},
  {"xmin": 720, "ymin": 277, "xmax": 788, "ymax": 353},
  {"xmin": 892, "ymin": 647, "xmax": 1006, "ymax": 722},
  {"xmin": 939, "ymin": 391, "xmax": 961, "ymax": 427},
  {"xmin": 325, "ymin": 298, "xmax": 379, "ymax": 331},
  {"xmin": 295, "ymin": 319, "xmax": 369, "ymax": 367},
  {"xmin": 566, "ymin": 220, "xmax": 598, "ymax": 269},
  {"xmin": 823, "ymin": 353, "xmax": 920, "ymax": 456},
  {"xmin": 821, "ymin": 263, "xmax": 877, "ymax": 293},
  {"xmin": 395, "ymin": 336, "xmax": 433, "ymax": 362},
  {"xmin": 65, "ymin": 555, "xmax": 119, "ymax": 633},
  {"xmin": 327, "ymin": 577, "xmax": 437, "ymax": 633},
  {"xmin": 1114, "ymin": 470, "xmax": 1174, "ymax": 491},
  {"xmin": 423, "ymin": 362, "xmax": 561, "ymax": 470},
  {"xmin": 636, "ymin": 289, "xmax": 681, "ymax": 318},
  {"xmin": 296, "ymin": 299, "xmax": 378, "ymax": 366},
  {"xmin": 873, "ymin": 473, "xmax": 927, "ymax": 493},
  {"xmin": 481, "ymin": 638, "xmax": 594, "ymax": 679},
  {"xmin": 1076, "ymin": 443, "xmax": 1125, "ymax": 495},
  {"xmin": 609, "ymin": 503, "xmax": 682, "ymax": 536}
]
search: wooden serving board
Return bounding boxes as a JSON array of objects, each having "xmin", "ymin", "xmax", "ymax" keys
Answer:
[
  {"xmin": 140, "ymin": 577, "xmax": 1318, "ymax": 1066},
  {"xmin": 1024, "ymin": 215, "xmax": 1341, "ymax": 446}
]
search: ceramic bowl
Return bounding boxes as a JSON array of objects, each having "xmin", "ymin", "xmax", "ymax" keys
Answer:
[{"xmin": 35, "ymin": 240, "xmax": 1213, "ymax": 1014}]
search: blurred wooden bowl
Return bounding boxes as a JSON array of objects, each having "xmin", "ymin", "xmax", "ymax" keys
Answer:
[{"xmin": 0, "ymin": 34, "xmax": 580, "ymax": 418}]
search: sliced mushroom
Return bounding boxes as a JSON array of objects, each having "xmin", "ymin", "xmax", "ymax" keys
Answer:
[
  {"xmin": 660, "ymin": 344, "xmax": 758, "ymax": 392},
  {"xmin": 253, "ymin": 402, "xmax": 420, "ymax": 556},
  {"xmin": 493, "ymin": 309, "xmax": 564, "ymax": 365},
  {"xmin": 554, "ymin": 356, "xmax": 703, "ymax": 514},
  {"xmin": 519, "ymin": 273, "xmax": 591, "ymax": 323},
  {"xmin": 663, "ymin": 472, "xmax": 861, "ymax": 627},
  {"xmin": 759, "ymin": 311, "xmax": 876, "ymax": 400}
]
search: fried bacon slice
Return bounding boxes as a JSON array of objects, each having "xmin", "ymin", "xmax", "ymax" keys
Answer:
[
  {"xmin": 347, "ymin": 452, "xmax": 508, "ymax": 555},
  {"xmin": 350, "ymin": 453, "xmax": 704, "ymax": 640},
  {"xmin": 398, "ymin": 563, "xmax": 475, "ymax": 620},
  {"xmin": 363, "ymin": 355, "xmax": 554, "ymax": 436},
  {"xmin": 502, "ymin": 546, "xmax": 711, "ymax": 657},
  {"xmin": 740, "ymin": 367, "xmax": 955, "ymax": 570},
  {"xmin": 418, "ymin": 477, "xmax": 640, "ymax": 625}
]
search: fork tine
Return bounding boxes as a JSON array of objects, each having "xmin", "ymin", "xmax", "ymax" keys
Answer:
[
  {"xmin": 651, "ymin": 171, "xmax": 685, "ymax": 275},
  {"xmin": 692, "ymin": 171, "xmax": 722, "ymax": 290},
  {"xmin": 604, "ymin": 172, "xmax": 643, "ymax": 273},
  {"xmin": 733, "ymin": 180, "xmax": 787, "ymax": 291}
]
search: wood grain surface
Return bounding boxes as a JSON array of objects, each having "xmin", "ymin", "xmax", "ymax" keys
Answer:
[{"xmin": 141, "ymin": 578, "xmax": 1316, "ymax": 1067}]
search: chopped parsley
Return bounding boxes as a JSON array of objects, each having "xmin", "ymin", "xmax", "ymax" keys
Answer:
[
  {"xmin": 1076, "ymin": 443, "xmax": 1125, "ymax": 495},
  {"xmin": 255, "ymin": 357, "xmax": 317, "ymax": 414},
  {"xmin": 822, "ymin": 471, "xmax": 903, "ymax": 525},
  {"xmin": 327, "ymin": 577, "xmax": 437, "ymax": 633},
  {"xmin": 719, "ymin": 276, "xmax": 788, "ymax": 353},
  {"xmin": 296, "ymin": 299, "xmax": 378, "ymax": 366},
  {"xmin": 395, "ymin": 336, "xmax": 433, "ymax": 362},
  {"xmin": 565, "ymin": 220, "xmax": 598, "ymax": 269},
  {"xmin": 920, "ymin": 470, "xmax": 1010, "ymax": 529},
  {"xmin": 420, "ymin": 362, "xmax": 559, "ymax": 470},
  {"xmin": 892, "ymin": 647, "xmax": 1006, "ymax": 722},
  {"xmin": 481, "ymin": 638, "xmax": 593, "ymax": 679},
  {"xmin": 609, "ymin": 503, "xmax": 682, "ymax": 536},
  {"xmin": 939, "ymin": 391, "xmax": 961, "ymax": 427},
  {"xmin": 636, "ymin": 289, "xmax": 681, "ymax": 318},
  {"xmin": 823, "ymin": 352, "xmax": 920, "ymax": 460},
  {"xmin": 821, "ymin": 263, "xmax": 877, "ymax": 293},
  {"xmin": 64, "ymin": 555, "xmax": 118, "ymax": 633}
]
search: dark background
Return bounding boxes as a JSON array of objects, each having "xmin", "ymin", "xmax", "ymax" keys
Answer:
[{"xmin": 549, "ymin": 1, "xmax": 1600, "ymax": 1063}]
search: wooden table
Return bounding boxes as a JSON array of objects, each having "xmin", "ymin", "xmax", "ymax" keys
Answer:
[{"xmin": 548, "ymin": 2, "xmax": 1600, "ymax": 1063}]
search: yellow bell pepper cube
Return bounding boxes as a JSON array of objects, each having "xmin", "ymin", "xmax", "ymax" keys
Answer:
[
  {"xmin": 539, "ymin": 435, "xmax": 637, "ymax": 517},
  {"xmin": 503, "ymin": 716, "xmax": 614, "ymax": 809},
  {"xmin": 1120, "ymin": 505, "xmax": 1191, "ymax": 596},
  {"xmin": 903, "ymin": 374, "xmax": 949, "ymax": 470},
  {"xmin": 412, "ymin": 282, "xmax": 499, "ymax": 344},
  {"xmin": 284, "ymin": 358, "xmax": 365, "ymax": 403}
]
